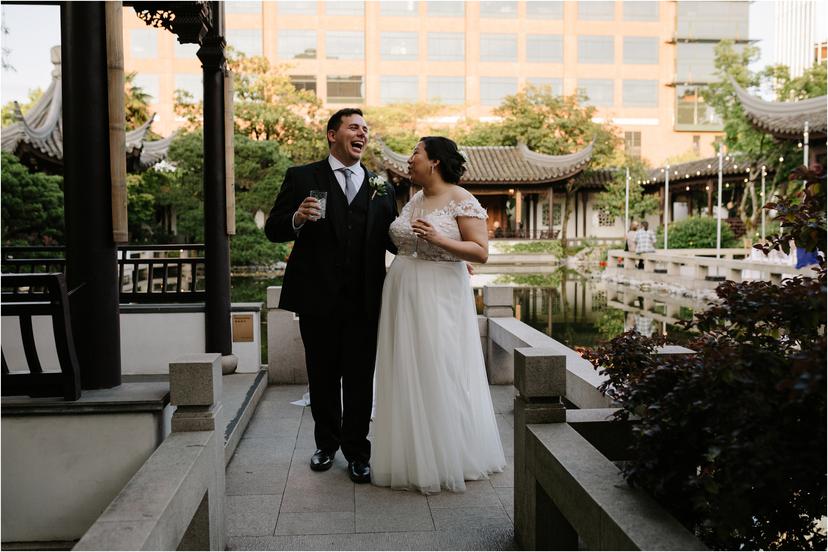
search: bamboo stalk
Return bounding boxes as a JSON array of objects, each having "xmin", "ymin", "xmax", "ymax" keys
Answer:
[
  {"xmin": 224, "ymin": 69, "xmax": 236, "ymax": 235},
  {"xmin": 105, "ymin": 1, "xmax": 128, "ymax": 243}
]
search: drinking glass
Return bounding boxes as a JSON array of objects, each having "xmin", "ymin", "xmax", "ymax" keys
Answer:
[
  {"xmin": 310, "ymin": 190, "xmax": 327, "ymax": 219},
  {"xmin": 411, "ymin": 206, "xmax": 426, "ymax": 258}
]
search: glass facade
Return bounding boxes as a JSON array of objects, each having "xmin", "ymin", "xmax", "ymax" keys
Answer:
[
  {"xmin": 278, "ymin": 30, "xmax": 317, "ymax": 59},
  {"xmin": 480, "ymin": 77, "xmax": 517, "ymax": 106},
  {"xmin": 290, "ymin": 75, "xmax": 317, "ymax": 94},
  {"xmin": 527, "ymin": 35, "xmax": 563, "ymax": 63},
  {"xmin": 624, "ymin": 131, "xmax": 642, "ymax": 158},
  {"xmin": 380, "ymin": 32, "xmax": 418, "ymax": 60},
  {"xmin": 623, "ymin": 1, "xmax": 658, "ymax": 21},
  {"xmin": 327, "ymin": 75, "xmax": 364, "ymax": 103},
  {"xmin": 380, "ymin": 76, "xmax": 419, "ymax": 104},
  {"xmin": 326, "ymin": 31, "xmax": 364, "ymax": 59},
  {"xmin": 622, "ymin": 79, "xmax": 658, "ymax": 107},
  {"xmin": 526, "ymin": 78, "xmax": 563, "ymax": 96},
  {"xmin": 578, "ymin": 1, "xmax": 614, "ymax": 20},
  {"xmin": 480, "ymin": 1, "xmax": 517, "ymax": 18},
  {"xmin": 278, "ymin": 1, "xmax": 317, "ymax": 15},
  {"xmin": 175, "ymin": 74, "xmax": 202, "ymax": 103},
  {"xmin": 480, "ymin": 34, "xmax": 517, "ymax": 62},
  {"xmin": 427, "ymin": 1, "xmax": 463, "ymax": 16},
  {"xmin": 325, "ymin": 1, "xmax": 364, "ymax": 16},
  {"xmin": 623, "ymin": 36, "xmax": 658, "ymax": 64},
  {"xmin": 226, "ymin": 29, "xmax": 262, "ymax": 57},
  {"xmin": 175, "ymin": 42, "xmax": 199, "ymax": 59},
  {"xmin": 380, "ymin": 1, "xmax": 418, "ymax": 16},
  {"xmin": 428, "ymin": 76, "xmax": 465, "ymax": 104},
  {"xmin": 526, "ymin": 1, "xmax": 563, "ymax": 19},
  {"xmin": 133, "ymin": 74, "xmax": 159, "ymax": 102},
  {"xmin": 675, "ymin": 42, "xmax": 738, "ymax": 83},
  {"xmin": 578, "ymin": 35, "xmax": 614, "ymax": 64},
  {"xmin": 577, "ymin": 79, "xmax": 613, "ymax": 106},
  {"xmin": 428, "ymin": 33, "xmax": 464, "ymax": 61},
  {"xmin": 676, "ymin": 1, "xmax": 749, "ymax": 40},
  {"xmin": 225, "ymin": 1, "xmax": 261, "ymax": 13},
  {"xmin": 131, "ymin": 29, "xmax": 157, "ymax": 59},
  {"xmin": 676, "ymin": 85, "xmax": 720, "ymax": 129}
]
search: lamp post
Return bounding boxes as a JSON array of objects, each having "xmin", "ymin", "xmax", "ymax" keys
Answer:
[
  {"xmin": 624, "ymin": 168, "xmax": 630, "ymax": 237},
  {"xmin": 664, "ymin": 165, "xmax": 669, "ymax": 250},
  {"xmin": 716, "ymin": 148, "xmax": 723, "ymax": 262},
  {"xmin": 804, "ymin": 120, "xmax": 809, "ymax": 167},
  {"xmin": 761, "ymin": 165, "xmax": 766, "ymax": 242}
]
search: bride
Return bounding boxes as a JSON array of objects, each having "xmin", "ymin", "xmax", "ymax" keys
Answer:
[{"xmin": 371, "ymin": 136, "xmax": 506, "ymax": 494}]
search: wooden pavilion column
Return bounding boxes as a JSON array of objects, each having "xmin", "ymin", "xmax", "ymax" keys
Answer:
[
  {"xmin": 198, "ymin": 33, "xmax": 234, "ymax": 365},
  {"xmin": 547, "ymin": 187, "xmax": 554, "ymax": 237},
  {"xmin": 515, "ymin": 191, "xmax": 523, "ymax": 237},
  {"xmin": 61, "ymin": 1, "xmax": 121, "ymax": 389},
  {"xmin": 706, "ymin": 180, "xmax": 714, "ymax": 215}
]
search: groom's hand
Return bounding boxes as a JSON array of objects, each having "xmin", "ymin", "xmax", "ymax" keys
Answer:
[{"xmin": 294, "ymin": 196, "xmax": 322, "ymax": 225}]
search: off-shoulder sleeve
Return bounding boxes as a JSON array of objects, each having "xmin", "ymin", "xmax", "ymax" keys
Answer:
[{"xmin": 453, "ymin": 197, "xmax": 488, "ymax": 220}]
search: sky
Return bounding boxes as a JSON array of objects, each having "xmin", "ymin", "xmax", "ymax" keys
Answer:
[{"xmin": 1, "ymin": 1, "xmax": 826, "ymax": 106}]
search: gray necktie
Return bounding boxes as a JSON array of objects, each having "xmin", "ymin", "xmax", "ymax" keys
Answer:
[{"xmin": 339, "ymin": 168, "xmax": 356, "ymax": 204}]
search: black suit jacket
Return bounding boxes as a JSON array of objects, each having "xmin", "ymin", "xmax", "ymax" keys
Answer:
[{"xmin": 264, "ymin": 159, "xmax": 397, "ymax": 319}]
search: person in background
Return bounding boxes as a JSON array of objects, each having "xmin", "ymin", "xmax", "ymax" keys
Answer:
[
  {"xmin": 626, "ymin": 221, "xmax": 638, "ymax": 252},
  {"xmin": 634, "ymin": 220, "xmax": 656, "ymax": 269}
]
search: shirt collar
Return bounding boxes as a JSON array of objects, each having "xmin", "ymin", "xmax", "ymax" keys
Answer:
[{"xmin": 328, "ymin": 154, "xmax": 361, "ymax": 173}]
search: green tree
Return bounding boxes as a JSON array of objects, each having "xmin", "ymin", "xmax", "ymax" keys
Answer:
[
  {"xmin": 452, "ymin": 86, "xmax": 621, "ymax": 242},
  {"xmin": 705, "ymin": 41, "xmax": 826, "ymax": 236},
  {"xmin": 124, "ymin": 71, "xmax": 157, "ymax": 133},
  {"xmin": 1, "ymin": 87, "xmax": 43, "ymax": 126},
  {"xmin": 593, "ymin": 156, "xmax": 659, "ymax": 225},
  {"xmin": 362, "ymin": 102, "xmax": 448, "ymax": 169},
  {"xmin": 1, "ymin": 152, "xmax": 64, "ymax": 245},
  {"xmin": 230, "ymin": 207, "xmax": 289, "ymax": 267}
]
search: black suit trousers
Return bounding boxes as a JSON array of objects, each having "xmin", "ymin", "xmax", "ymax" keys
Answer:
[{"xmin": 298, "ymin": 306, "xmax": 377, "ymax": 463}]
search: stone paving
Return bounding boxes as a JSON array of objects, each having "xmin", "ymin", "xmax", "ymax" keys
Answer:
[{"xmin": 226, "ymin": 384, "xmax": 517, "ymax": 550}]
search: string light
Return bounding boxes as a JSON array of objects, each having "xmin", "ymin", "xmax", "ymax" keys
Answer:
[
  {"xmin": 779, "ymin": 156, "xmax": 784, "ymax": 162},
  {"xmin": 705, "ymin": 185, "xmax": 710, "ymax": 191},
  {"xmin": 685, "ymin": 186, "xmax": 690, "ymax": 191}
]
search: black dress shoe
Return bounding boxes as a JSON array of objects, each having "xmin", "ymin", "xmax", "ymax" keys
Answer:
[
  {"xmin": 348, "ymin": 460, "xmax": 371, "ymax": 483},
  {"xmin": 310, "ymin": 449, "xmax": 335, "ymax": 472}
]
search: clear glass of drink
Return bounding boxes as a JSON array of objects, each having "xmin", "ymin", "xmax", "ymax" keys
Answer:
[
  {"xmin": 310, "ymin": 190, "xmax": 327, "ymax": 219},
  {"xmin": 411, "ymin": 205, "xmax": 426, "ymax": 257}
]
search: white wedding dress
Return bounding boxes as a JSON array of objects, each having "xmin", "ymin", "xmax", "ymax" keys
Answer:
[{"xmin": 371, "ymin": 191, "xmax": 506, "ymax": 494}]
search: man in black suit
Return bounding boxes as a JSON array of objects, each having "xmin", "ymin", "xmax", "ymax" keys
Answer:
[{"xmin": 265, "ymin": 108, "xmax": 396, "ymax": 483}]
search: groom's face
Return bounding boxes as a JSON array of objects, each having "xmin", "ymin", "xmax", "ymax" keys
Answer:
[{"xmin": 328, "ymin": 114, "xmax": 369, "ymax": 165}]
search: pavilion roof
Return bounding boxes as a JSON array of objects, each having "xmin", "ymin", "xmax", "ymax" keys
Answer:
[
  {"xmin": 644, "ymin": 154, "xmax": 766, "ymax": 188},
  {"xmin": 379, "ymin": 139, "xmax": 594, "ymax": 185},
  {"xmin": 1, "ymin": 46, "xmax": 173, "ymax": 172},
  {"xmin": 730, "ymin": 78, "xmax": 827, "ymax": 140}
]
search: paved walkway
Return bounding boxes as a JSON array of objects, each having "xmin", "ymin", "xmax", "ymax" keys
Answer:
[{"xmin": 226, "ymin": 384, "xmax": 517, "ymax": 550}]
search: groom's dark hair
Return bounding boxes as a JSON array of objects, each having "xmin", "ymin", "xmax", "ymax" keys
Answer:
[{"xmin": 326, "ymin": 108, "xmax": 364, "ymax": 147}]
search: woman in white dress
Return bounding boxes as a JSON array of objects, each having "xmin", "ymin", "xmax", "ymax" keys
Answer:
[{"xmin": 371, "ymin": 136, "xmax": 506, "ymax": 494}]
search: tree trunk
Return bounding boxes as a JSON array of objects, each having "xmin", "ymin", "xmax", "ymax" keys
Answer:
[{"xmin": 560, "ymin": 180, "xmax": 575, "ymax": 245}]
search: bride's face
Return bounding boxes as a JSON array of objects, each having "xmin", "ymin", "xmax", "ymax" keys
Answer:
[{"xmin": 407, "ymin": 142, "xmax": 434, "ymax": 185}]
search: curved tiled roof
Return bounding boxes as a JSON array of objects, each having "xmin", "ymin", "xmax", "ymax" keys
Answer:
[
  {"xmin": 1, "ymin": 45, "xmax": 173, "ymax": 171},
  {"xmin": 730, "ymin": 78, "xmax": 826, "ymax": 139},
  {"xmin": 644, "ymin": 154, "xmax": 765, "ymax": 187},
  {"xmin": 379, "ymin": 139, "xmax": 594, "ymax": 185}
]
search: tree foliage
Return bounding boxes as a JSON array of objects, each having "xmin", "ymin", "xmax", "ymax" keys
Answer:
[
  {"xmin": 1, "ymin": 87, "xmax": 42, "ymax": 126},
  {"xmin": 655, "ymin": 215, "xmax": 738, "ymax": 249},
  {"xmin": 1, "ymin": 151, "xmax": 64, "ymax": 245},
  {"xmin": 593, "ymin": 156, "xmax": 659, "ymax": 222}
]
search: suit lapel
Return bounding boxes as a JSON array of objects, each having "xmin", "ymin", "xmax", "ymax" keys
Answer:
[
  {"xmin": 363, "ymin": 167, "xmax": 379, "ymax": 242},
  {"xmin": 314, "ymin": 162, "xmax": 345, "ymax": 245}
]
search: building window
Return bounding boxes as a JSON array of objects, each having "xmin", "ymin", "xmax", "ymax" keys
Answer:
[
  {"xmin": 132, "ymin": 74, "xmax": 160, "ymax": 102},
  {"xmin": 624, "ymin": 131, "xmax": 642, "ymax": 158},
  {"xmin": 480, "ymin": 34, "xmax": 517, "ymax": 62},
  {"xmin": 427, "ymin": 1, "xmax": 463, "ymax": 16},
  {"xmin": 526, "ymin": 78, "xmax": 563, "ymax": 96},
  {"xmin": 327, "ymin": 75, "xmax": 364, "ymax": 103},
  {"xmin": 326, "ymin": 31, "xmax": 364, "ymax": 60},
  {"xmin": 290, "ymin": 75, "xmax": 317, "ymax": 94},
  {"xmin": 428, "ymin": 32, "xmax": 464, "ymax": 61},
  {"xmin": 175, "ymin": 74, "xmax": 203, "ymax": 103},
  {"xmin": 676, "ymin": 1, "xmax": 749, "ymax": 40},
  {"xmin": 577, "ymin": 35, "xmax": 614, "ymax": 64},
  {"xmin": 526, "ymin": 1, "xmax": 563, "ymax": 19},
  {"xmin": 226, "ymin": 29, "xmax": 262, "ymax": 57},
  {"xmin": 693, "ymin": 135, "xmax": 701, "ymax": 155},
  {"xmin": 325, "ymin": 1, "xmax": 364, "ymax": 16},
  {"xmin": 428, "ymin": 76, "xmax": 465, "ymax": 104},
  {"xmin": 480, "ymin": 77, "xmax": 517, "ymax": 106},
  {"xmin": 225, "ymin": 1, "xmax": 261, "ymax": 13},
  {"xmin": 380, "ymin": 1, "xmax": 418, "ymax": 16},
  {"xmin": 676, "ymin": 42, "xmax": 745, "ymax": 83},
  {"xmin": 131, "ymin": 29, "xmax": 158, "ymax": 59},
  {"xmin": 577, "ymin": 79, "xmax": 613, "ymax": 106},
  {"xmin": 578, "ymin": 1, "xmax": 614, "ymax": 20},
  {"xmin": 623, "ymin": 1, "xmax": 658, "ymax": 21},
  {"xmin": 480, "ymin": 1, "xmax": 517, "ymax": 18},
  {"xmin": 380, "ymin": 32, "xmax": 418, "ymax": 60},
  {"xmin": 278, "ymin": 1, "xmax": 317, "ymax": 14},
  {"xmin": 597, "ymin": 209, "xmax": 616, "ymax": 227},
  {"xmin": 278, "ymin": 30, "xmax": 317, "ymax": 59},
  {"xmin": 175, "ymin": 42, "xmax": 199, "ymax": 59},
  {"xmin": 380, "ymin": 76, "xmax": 419, "ymax": 104},
  {"xmin": 526, "ymin": 35, "xmax": 563, "ymax": 63},
  {"xmin": 676, "ymin": 85, "xmax": 721, "ymax": 129},
  {"xmin": 623, "ymin": 36, "xmax": 658, "ymax": 64},
  {"xmin": 622, "ymin": 80, "xmax": 658, "ymax": 107}
]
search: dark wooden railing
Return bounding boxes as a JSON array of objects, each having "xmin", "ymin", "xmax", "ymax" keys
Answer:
[
  {"xmin": 2, "ymin": 245, "xmax": 206, "ymax": 303},
  {"xmin": 1, "ymin": 273, "xmax": 82, "ymax": 400}
]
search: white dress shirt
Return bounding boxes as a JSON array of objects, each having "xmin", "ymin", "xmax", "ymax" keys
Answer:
[{"xmin": 293, "ymin": 155, "xmax": 365, "ymax": 232}]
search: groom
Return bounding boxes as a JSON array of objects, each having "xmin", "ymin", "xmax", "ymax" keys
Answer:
[{"xmin": 264, "ymin": 108, "xmax": 396, "ymax": 483}]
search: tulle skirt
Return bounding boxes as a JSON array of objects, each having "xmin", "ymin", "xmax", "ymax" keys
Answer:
[{"xmin": 371, "ymin": 255, "xmax": 506, "ymax": 494}]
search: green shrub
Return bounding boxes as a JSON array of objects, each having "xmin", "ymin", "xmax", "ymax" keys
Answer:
[
  {"xmin": 656, "ymin": 216, "xmax": 738, "ymax": 249},
  {"xmin": 499, "ymin": 240, "xmax": 564, "ymax": 256}
]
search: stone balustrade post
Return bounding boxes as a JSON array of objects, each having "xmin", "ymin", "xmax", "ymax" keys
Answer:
[
  {"xmin": 266, "ymin": 286, "xmax": 307, "ymax": 385},
  {"xmin": 482, "ymin": 285, "xmax": 514, "ymax": 318},
  {"xmin": 513, "ymin": 347, "xmax": 572, "ymax": 550},
  {"xmin": 667, "ymin": 261, "xmax": 681, "ymax": 276},
  {"xmin": 483, "ymin": 286, "xmax": 516, "ymax": 384},
  {"xmin": 169, "ymin": 353, "xmax": 225, "ymax": 550}
]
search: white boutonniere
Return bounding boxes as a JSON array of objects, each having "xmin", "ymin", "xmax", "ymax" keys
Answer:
[{"xmin": 369, "ymin": 174, "xmax": 389, "ymax": 199}]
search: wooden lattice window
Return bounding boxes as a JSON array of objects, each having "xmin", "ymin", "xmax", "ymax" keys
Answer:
[{"xmin": 598, "ymin": 208, "xmax": 615, "ymax": 227}]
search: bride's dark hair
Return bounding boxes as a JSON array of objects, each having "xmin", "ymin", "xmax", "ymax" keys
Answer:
[{"xmin": 420, "ymin": 136, "xmax": 467, "ymax": 184}]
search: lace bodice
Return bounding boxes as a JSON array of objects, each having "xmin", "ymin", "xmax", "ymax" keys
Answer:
[{"xmin": 389, "ymin": 191, "xmax": 488, "ymax": 262}]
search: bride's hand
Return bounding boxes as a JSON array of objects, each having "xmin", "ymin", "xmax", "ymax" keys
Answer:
[{"xmin": 411, "ymin": 219, "xmax": 440, "ymax": 244}]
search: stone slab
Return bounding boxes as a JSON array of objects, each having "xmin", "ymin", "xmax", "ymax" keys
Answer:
[
  {"xmin": 169, "ymin": 353, "xmax": 222, "ymax": 407},
  {"xmin": 514, "ymin": 348, "xmax": 566, "ymax": 398},
  {"xmin": 482, "ymin": 285, "xmax": 514, "ymax": 308},
  {"xmin": 275, "ymin": 511, "xmax": 354, "ymax": 536},
  {"xmin": 226, "ymin": 494, "xmax": 282, "ymax": 537}
]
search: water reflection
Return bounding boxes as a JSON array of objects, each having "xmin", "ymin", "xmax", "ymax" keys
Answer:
[{"xmin": 473, "ymin": 269, "xmax": 700, "ymax": 349}]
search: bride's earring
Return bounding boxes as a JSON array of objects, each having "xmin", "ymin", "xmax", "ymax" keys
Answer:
[{"xmin": 430, "ymin": 165, "xmax": 434, "ymax": 175}]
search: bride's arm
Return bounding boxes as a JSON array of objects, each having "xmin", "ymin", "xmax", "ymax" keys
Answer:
[{"xmin": 412, "ymin": 216, "xmax": 489, "ymax": 263}]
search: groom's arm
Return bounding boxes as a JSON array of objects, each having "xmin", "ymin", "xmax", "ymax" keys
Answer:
[
  {"xmin": 385, "ymin": 184, "xmax": 398, "ymax": 254},
  {"xmin": 265, "ymin": 168, "xmax": 302, "ymax": 243}
]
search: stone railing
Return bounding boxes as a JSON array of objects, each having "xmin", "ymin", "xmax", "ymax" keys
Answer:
[
  {"xmin": 512, "ymin": 348, "xmax": 706, "ymax": 550},
  {"xmin": 74, "ymin": 354, "xmax": 226, "ymax": 551},
  {"xmin": 608, "ymin": 248, "xmax": 812, "ymax": 285}
]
